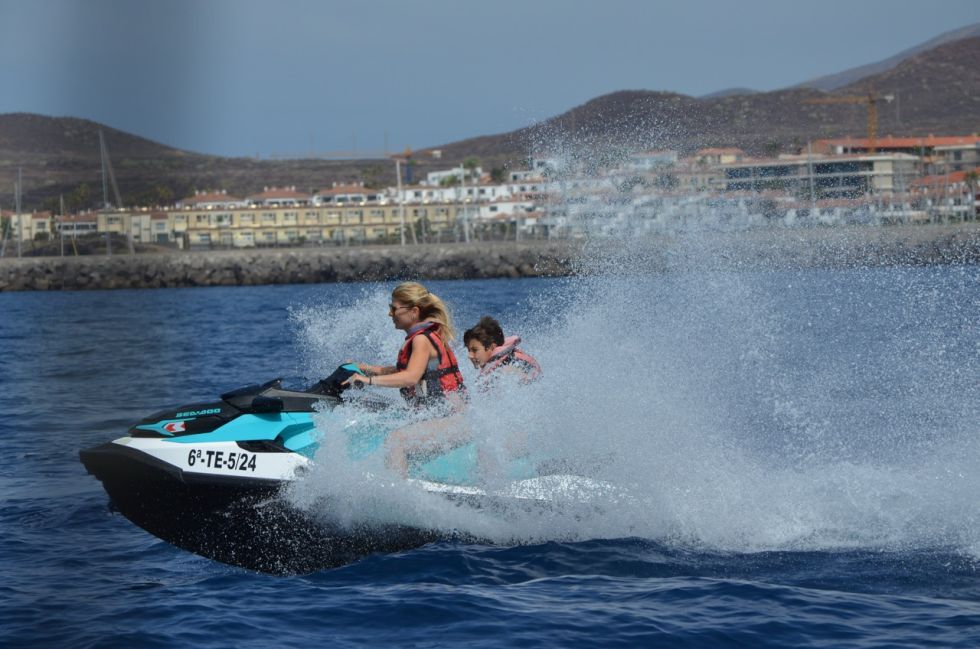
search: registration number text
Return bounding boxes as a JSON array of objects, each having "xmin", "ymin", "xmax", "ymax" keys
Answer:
[{"xmin": 187, "ymin": 449, "xmax": 257, "ymax": 472}]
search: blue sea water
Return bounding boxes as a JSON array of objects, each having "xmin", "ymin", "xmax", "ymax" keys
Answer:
[{"xmin": 1, "ymin": 267, "xmax": 979, "ymax": 648}]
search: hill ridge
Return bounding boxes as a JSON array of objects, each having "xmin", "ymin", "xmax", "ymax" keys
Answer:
[{"xmin": 3, "ymin": 34, "xmax": 979, "ymax": 210}]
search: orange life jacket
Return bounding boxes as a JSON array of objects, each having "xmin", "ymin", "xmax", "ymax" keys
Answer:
[
  {"xmin": 481, "ymin": 335, "xmax": 542, "ymax": 384},
  {"xmin": 396, "ymin": 322, "xmax": 465, "ymax": 404}
]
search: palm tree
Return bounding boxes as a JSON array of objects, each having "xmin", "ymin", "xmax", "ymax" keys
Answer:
[{"xmin": 463, "ymin": 156, "xmax": 480, "ymax": 181}]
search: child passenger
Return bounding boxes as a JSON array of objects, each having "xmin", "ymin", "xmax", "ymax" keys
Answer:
[
  {"xmin": 462, "ymin": 316, "xmax": 541, "ymax": 476},
  {"xmin": 463, "ymin": 316, "xmax": 542, "ymax": 386}
]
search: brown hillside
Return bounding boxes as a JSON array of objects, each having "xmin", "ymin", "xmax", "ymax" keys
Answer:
[
  {"xmin": 2, "ymin": 36, "xmax": 979, "ymax": 211},
  {"xmin": 0, "ymin": 114, "xmax": 408, "ymax": 211},
  {"xmin": 0, "ymin": 113, "xmax": 198, "ymax": 161},
  {"xmin": 430, "ymin": 36, "xmax": 980, "ymax": 160}
]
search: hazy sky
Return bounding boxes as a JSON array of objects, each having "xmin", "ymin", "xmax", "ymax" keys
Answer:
[{"xmin": 2, "ymin": 0, "xmax": 979, "ymax": 157}]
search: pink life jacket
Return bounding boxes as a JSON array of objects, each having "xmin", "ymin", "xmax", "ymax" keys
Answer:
[{"xmin": 481, "ymin": 335, "xmax": 542, "ymax": 383}]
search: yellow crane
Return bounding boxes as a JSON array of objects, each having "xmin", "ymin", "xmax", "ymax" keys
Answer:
[{"xmin": 803, "ymin": 86, "xmax": 895, "ymax": 154}]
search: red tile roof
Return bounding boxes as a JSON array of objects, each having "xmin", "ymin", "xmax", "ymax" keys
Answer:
[{"xmin": 910, "ymin": 167, "xmax": 980, "ymax": 188}]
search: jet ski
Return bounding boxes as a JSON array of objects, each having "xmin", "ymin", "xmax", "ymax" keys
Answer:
[{"xmin": 80, "ymin": 365, "xmax": 606, "ymax": 574}]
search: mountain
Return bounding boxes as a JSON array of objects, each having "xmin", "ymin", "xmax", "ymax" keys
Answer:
[
  {"xmin": 0, "ymin": 114, "xmax": 405, "ymax": 211},
  {"xmin": 0, "ymin": 113, "xmax": 198, "ymax": 162},
  {"xmin": 2, "ymin": 29, "xmax": 979, "ymax": 211},
  {"xmin": 428, "ymin": 35, "xmax": 980, "ymax": 162},
  {"xmin": 795, "ymin": 22, "xmax": 980, "ymax": 91}
]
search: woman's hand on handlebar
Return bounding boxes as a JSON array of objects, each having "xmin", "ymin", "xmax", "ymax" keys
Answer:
[{"xmin": 343, "ymin": 373, "xmax": 370, "ymax": 387}]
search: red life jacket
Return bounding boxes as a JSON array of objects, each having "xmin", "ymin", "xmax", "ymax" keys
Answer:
[
  {"xmin": 481, "ymin": 335, "xmax": 542, "ymax": 383},
  {"xmin": 396, "ymin": 322, "xmax": 465, "ymax": 404}
]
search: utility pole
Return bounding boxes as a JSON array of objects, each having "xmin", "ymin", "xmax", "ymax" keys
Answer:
[
  {"xmin": 100, "ymin": 130, "xmax": 111, "ymax": 256},
  {"xmin": 16, "ymin": 168, "xmax": 22, "ymax": 258},
  {"xmin": 100, "ymin": 131, "xmax": 110, "ymax": 209},
  {"xmin": 807, "ymin": 141, "xmax": 816, "ymax": 212},
  {"xmin": 460, "ymin": 165, "xmax": 470, "ymax": 243},
  {"xmin": 59, "ymin": 194, "xmax": 65, "ymax": 257},
  {"xmin": 0, "ymin": 201, "xmax": 6, "ymax": 259},
  {"xmin": 395, "ymin": 157, "xmax": 405, "ymax": 246}
]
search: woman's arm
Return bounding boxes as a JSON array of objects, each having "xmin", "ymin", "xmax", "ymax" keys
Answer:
[
  {"xmin": 357, "ymin": 363, "xmax": 395, "ymax": 375},
  {"xmin": 348, "ymin": 336, "xmax": 434, "ymax": 389}
]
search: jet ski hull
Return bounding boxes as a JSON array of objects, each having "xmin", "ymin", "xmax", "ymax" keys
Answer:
[
  {"xmin": 80, "ymin": 439, "xmax": 443, "ymax": 575},
  {"xmin": 80, "ymin": 373, "xmax": 607, "ymax": 574}
]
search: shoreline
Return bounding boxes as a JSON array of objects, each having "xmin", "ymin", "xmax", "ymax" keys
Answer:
[{"xmin": 0, "ymin": 224, "xmax": 977, "ymax": 292}]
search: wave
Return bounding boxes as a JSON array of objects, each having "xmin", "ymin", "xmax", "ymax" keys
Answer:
[{"xmin": 287, "ymin": 244, "xmax": 980, "ymax": 556}]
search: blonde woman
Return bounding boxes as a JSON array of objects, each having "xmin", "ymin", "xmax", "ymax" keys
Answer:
[{"xmin": 345, "ymin": 282, "xmax": 468, "ymax": 475}]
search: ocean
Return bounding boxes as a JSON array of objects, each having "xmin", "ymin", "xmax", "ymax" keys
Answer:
[{"xmin": 1, "ymin": 261, "xmax": 978, "ymax": 648}]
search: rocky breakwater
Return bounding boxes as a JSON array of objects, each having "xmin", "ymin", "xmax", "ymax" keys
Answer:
[
  {"xmin": 636, "ymin": 223, "xmax": 980, "ymax": 271},
  {"xmin": 0, "ymin": 241, "xmax": 581, "ymax": 292},
  {"xmin": 2, "ymin": 225, "xmax": 978, "ymax": 292}
]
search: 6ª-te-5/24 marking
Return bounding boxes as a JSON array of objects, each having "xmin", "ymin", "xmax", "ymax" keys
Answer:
[{"xmin": 187, "ymin": 448, "xmax": 257, "ymax": 472}]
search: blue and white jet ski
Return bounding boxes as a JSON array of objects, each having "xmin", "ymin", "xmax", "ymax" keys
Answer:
[{"xmin": 80, "ymin": 365, "xmax": 603, "ymax": 574}]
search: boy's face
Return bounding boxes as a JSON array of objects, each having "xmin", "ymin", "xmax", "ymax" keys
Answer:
[{"xmin": 466, "ymin": 340, "xmax": 494, "ymax": 368}]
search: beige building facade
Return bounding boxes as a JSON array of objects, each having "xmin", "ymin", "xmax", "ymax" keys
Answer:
[{"xmin": 94, "ymin": 202, "xmax": 468, "ymax": 248}]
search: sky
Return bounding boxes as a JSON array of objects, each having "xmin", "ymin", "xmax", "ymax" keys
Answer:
[{"xmin": 2, "ymin": 0, "xmax": 979, "ymax": 158}]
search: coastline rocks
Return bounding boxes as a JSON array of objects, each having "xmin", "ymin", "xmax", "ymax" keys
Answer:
[
  {"xmin": 0, "ymin": 241, "xmax": 581, "ymax": 292},
  {"xmin": 0, "ymin": 225, "xmax": 977, "ymax": 292}
]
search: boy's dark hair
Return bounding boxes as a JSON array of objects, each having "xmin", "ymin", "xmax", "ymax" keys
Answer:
[{"xmin": 463, "ymin": 316, "xmax": 505, "ymax": 348}]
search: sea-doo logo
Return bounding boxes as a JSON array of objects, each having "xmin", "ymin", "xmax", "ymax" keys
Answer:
[
  {"xmin": 175, "ymin": 408, "xmax": 222, "ymax": 418},
  {"xmin": 163, "ymin": 421, "xmax": 186, "ymax": 434}
]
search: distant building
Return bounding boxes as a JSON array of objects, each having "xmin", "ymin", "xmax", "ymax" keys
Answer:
[
  {"xmin": 814, "ymin": 135, "xmax": 978, "ymax": 157},
  {"xmin": 910, "ymin": 167, "xmax": 980, "ymax": 220},
  {"xmin": 934, "ymin": 142, "xmax": 980, "ymax": 174},
  {"xmin": 477, "ymin": 198, "xmax": 536, "ymax": 220},
  {"xmin": 97, "ymin": 209, "xmax": 155, "ymax": 243},
  {"xmin": 176, "ymin": 190, "xmax": 248, "ymax": 210},
  {"xmin": 3, "ymin": 210, "xmax": 53, "ymax": 242},
  {"xmin": 508, "ymin": 169, "xmax": 542, "ymax": 183},
  {"xmin": 672, "ymin": 159, "xmax": 724, "ymax": 193},
  {"xmin": 720, "ymin": 153, "xmax": 920, "ymax": 198},
  {"xmin": 149, "ymin": 212, "xmax": 171, "ymax": 243},
  {"xmin": 693, "ymin": 148, "xmax": 745, "ymax": 166},
  {"xmin": 57, "ymin": 212, "xmax": 99, "ymax": 238},
  {"xmin": 425, "ymin": 166, "xmax": 483, "ymax": 187},
  {"xmin": 246, "ymin": 186, "xmax": 312, "ymax": 207},
  {"xmin": 154, "ymin": 202, "xmax": 470, "ymax": 249},
  {"xmin": 312, "ymin": 183, "xmax": 386, "ymax": 206},
  {"xmin": 626, "ymin": 150, "xmax": 679, "ymax": 171}
]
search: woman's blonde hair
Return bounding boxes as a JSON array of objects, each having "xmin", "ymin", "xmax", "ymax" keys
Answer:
[{"xmin": 392, "ymin": 281, "xmax": 457, "ymax": 342}]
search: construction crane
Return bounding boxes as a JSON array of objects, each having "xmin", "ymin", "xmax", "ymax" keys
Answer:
[{"xmin": 803, "ymin": 86, "xmax": 895, "ymax": 154}]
